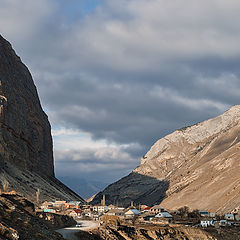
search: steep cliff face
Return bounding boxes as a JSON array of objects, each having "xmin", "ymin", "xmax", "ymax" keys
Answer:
[
  {"xmin": 0, "ymin": 35, "xmax": 53, "ymax": 176},
  {"xmin": 0, "ymin": 35, "xmax": 84, "ymax": 202},
  {"xmin": 92, "ymin": 106, "xmax": 240, "ymax": 213}
]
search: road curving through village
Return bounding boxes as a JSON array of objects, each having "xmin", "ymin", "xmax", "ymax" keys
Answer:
[{"xmin": 56, "ymin": 220, "xmax": 99, "ymax": 240}]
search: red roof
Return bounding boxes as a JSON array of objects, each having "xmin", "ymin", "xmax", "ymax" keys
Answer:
[
  {"xmin": 74, "ymin": 209, "xmax": 82, "ymax": 214},
  {"xmin": 143, "ymin": 207, "xmax": 151, "ymax": 210}
]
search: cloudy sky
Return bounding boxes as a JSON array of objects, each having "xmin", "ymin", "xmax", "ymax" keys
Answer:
[{"xmin": 1, "ymin": 0, "xmax": 240, "ymax": 198}]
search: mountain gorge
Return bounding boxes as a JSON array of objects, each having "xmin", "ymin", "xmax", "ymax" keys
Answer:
[
  {"xmin": 92, "ymin": 106, "xmax": 240, "ymax": 214},
  {"xmin": 0, "ymin": 35, "xmax": 84, "ymax": 202}
]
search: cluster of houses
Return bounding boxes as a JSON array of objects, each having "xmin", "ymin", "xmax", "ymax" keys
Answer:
[
  {"xmin": 39, "ymin": 197, "xmax": 240, "ymax": 228},
  {"xmin": 39, "ymin": 198, "xmax": 173, "ymax": 223},
  {"xmin": 40, "ymin": 200, "xmax": 83, "ymax": 217},
  {"xmin": 199, "ymin": 210, "xmax": 240, "ymax": 228}
]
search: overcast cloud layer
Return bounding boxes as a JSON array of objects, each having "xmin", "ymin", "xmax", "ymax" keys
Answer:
[{"xmin": 1, "ymin": 0, "xmax": 240, "ymax": 197}]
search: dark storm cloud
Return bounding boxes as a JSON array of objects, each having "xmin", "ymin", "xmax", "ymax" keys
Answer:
[
  {"xmin": 54, "ymin": 147, "xmax": 138, "ymax": 183},
  {"xmin": 1, "ymin": 0, "xmax": 240, "ymax": 189}
]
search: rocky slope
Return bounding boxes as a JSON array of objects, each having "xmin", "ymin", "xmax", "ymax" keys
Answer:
[
  {"xmin": 76, "ymin": 224, "xmax": 217, "ymax": 240},
  {"xmin": 0, "ymin": 34, "xmax": 84, "ymax": 202},
  {"xmin": 92, "ymin": 106, "xmax": 240, "ymax": 213},
  {"xmin": 0, "ymin": 192, "xmax": 75, "ymax": 240}
]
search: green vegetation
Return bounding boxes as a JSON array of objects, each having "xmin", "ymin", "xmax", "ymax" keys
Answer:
[{"xmin": 177, "ymin": 122, "xmax": 200, "ymax": 132}]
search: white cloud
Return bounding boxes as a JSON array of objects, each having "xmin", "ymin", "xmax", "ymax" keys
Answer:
[{"xmin": 0, "ymin": 0, "xmax": 56, "ymax": 44}]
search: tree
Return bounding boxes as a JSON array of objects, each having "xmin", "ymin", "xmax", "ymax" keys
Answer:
[{"xmin": 178, "ymin": 206, "xmax": 189, "ymax": 218}]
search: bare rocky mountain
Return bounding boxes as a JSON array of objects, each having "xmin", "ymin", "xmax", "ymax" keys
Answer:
[
  {"xmin": 0, "ymin": 34, "xmax": 84, "ymax": 202},
  {"xmin": 92, "ymin": 106, "xmax": 240, "ymax": 214}
]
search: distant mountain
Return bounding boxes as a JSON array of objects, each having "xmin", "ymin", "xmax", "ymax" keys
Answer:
[
  {"xmin": 0, "ymin": 34, "xmax": 84, "ymax": 203},
  {"xmin": 92, "ymin": 106, "xmax": 240, "ymax": 214},
  {"xmin": 58, "ymin": 176, "xmax": 108, "ymax": 199}
]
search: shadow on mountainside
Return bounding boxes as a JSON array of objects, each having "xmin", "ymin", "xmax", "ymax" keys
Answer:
[{"xmin": 91, "ymin": 172, "xmax": 169, "ymax": 207}]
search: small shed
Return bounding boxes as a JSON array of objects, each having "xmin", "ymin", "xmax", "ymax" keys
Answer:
[
  {"xmin": 234, "ymin": 214, "xmax": 240, "ymax": 221},
  {"xmin": 224, "ymin": 214, "xmax": 235, "ymax": 221},
  {"xmin": 199, "ymin": 210, "xmax": 210, "ymax": 217}
]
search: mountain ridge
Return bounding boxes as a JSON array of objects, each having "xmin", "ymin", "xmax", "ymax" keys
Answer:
[{"xmin": 92, "ymin": 106, "xmax": 240, "ymax": 213}]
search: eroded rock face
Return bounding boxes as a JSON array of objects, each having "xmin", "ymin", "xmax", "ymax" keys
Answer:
[
  {"xmin": 0, "ymin": 35, "xmax": 84, "ymax": 202},
  {"xmin": 0, "ymin": 193, "xmax": 70, "ymax": 240},
  {"xmin": 0, "ymin": 35, "xmax": 53, "ymax": 176},
  {"xmin": 93, "ymin": 106, "xmax": 240, "ymax": 213},
  {"xmin": 82, "ymin": 224, "xmax": 217, "ymax": 240}
]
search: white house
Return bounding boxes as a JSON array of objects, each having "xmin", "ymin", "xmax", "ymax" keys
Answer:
[
  {"xmin": 93, "ymin": 205, "xmax": 108, "ymax": 213},
  {"xmin": 200, "ymin": 220, "xmax": 215, "ymax": 227},
  {"xmin": 155, "ymin": 212, "xmax": 173, "ymax": 218}
]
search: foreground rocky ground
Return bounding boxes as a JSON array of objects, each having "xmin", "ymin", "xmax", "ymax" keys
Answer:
[
  {"xmin": 75, "ymin": 223, "xmax": 240, "ymax": 240},
  {"xmin": 0, "ymin": 192, "xmax": 76, "ymax": 240}
]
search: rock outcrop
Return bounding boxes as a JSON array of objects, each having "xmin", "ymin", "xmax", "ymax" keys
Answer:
[
  {"xmin": 0, "ymin": 34, "xmax": 84, "ymax": 202},
  {"xmin": 0, "ymin": 192, "xmax": 75, "ymax": 240},
  {"xmin": 76, "ymin": 224, "xmax": 218, "ymax": 240},
  {"xmin": 92, "ymin": 106, "xmax": 240, "ymax": 213}
]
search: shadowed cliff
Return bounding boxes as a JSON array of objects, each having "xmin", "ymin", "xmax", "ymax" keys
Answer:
[
  {"xmin": 91, "ymin": 172, "xmax": 169, "ymax": 207},
  {"xmin": 0, "ymin": 34, "xmax": 84, "ymax": 202}
]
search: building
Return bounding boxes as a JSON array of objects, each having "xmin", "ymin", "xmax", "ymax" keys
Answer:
[
  {"xmin": 155, "ymin": 212, "xmax": 173, "ymax": 218},
  {"xmin": 107, "ymin": 204, "xmax": 116, "ymax": 210},
  {"xmin": 43, "ymin": 209, "xmax": 56, "ymax": 213},
  {"xmin": 125, "ymin": 209, "xmax": 141, "ymax": 218},
  {"xmin": 101, "ymin": 195, "xmax": 106, "ymax": 206},
  {"xmin": 40, "ymin": 201, "xmax": 54, "ymax": 210},
  {"xmin": 150, "ymin": 205, "xmax": 164, "ymax": 214},
  {"xmin": 105, "ymin": 209, "xmax": 124, "ymax": 217},
  {"xmin": 234, "ymin": 214, "xmax": 240, "ymax": 221},
  {"xmin": 142, "ymin": 206, "xmax": 151, "ymax": 212},
  {"xmin": 138, "ymin": 205, "xmax": 149, "ymax": 211},
  {"xmin": 93, "ymin": 205, "xmax": 108, "ymax": 213},
  {"xmin": 141, "ymin": 213, "xmax": 155, "ymax": 221},
  {"xmin": 199, "ymin": 210, "xmax": 210, "ymax": 217},
  {"xmin": 68, "ymin": 201, "xmax": 81, "ymax": 209},
  {"xmin": 200, "ymin": 220, "xmax": 212, "ymax": 227},
  {"xmin": 52, "ymin": 201, "xmax": 67, "ymax": 210},
  {"xmin": 224, "ymin": 214, "xmax": 235, "ymax": 221},
  {"xmin": 66, "ymin": 210, "xmax": 78, "ymax": 217}
]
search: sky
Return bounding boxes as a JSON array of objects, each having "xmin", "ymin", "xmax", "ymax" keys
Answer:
[{"xmin": 1, "ymin": 0, "xmax": 240, "ymax": 198}]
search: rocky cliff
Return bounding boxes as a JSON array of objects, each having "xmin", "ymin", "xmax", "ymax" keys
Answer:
[
  {"xmin": 0, "ymin": 34, "xmax": 84, "ymax": 202},
  {"xmin": 92, "ymin": 106, "xmax": 240, "ymax": 213},
  {"xmin": 0, "ymin": 192, "xmax": 75, "ymax": 240}
]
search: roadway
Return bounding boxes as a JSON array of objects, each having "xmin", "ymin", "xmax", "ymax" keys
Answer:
[{"xmin": 56, "ymin": 220, "xmax": 99, "ymax": 240}]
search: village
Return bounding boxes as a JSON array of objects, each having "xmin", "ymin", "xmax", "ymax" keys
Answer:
[{"xmin": 39, "ymin": 195, "xmax": 240, "ymax": 230}]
